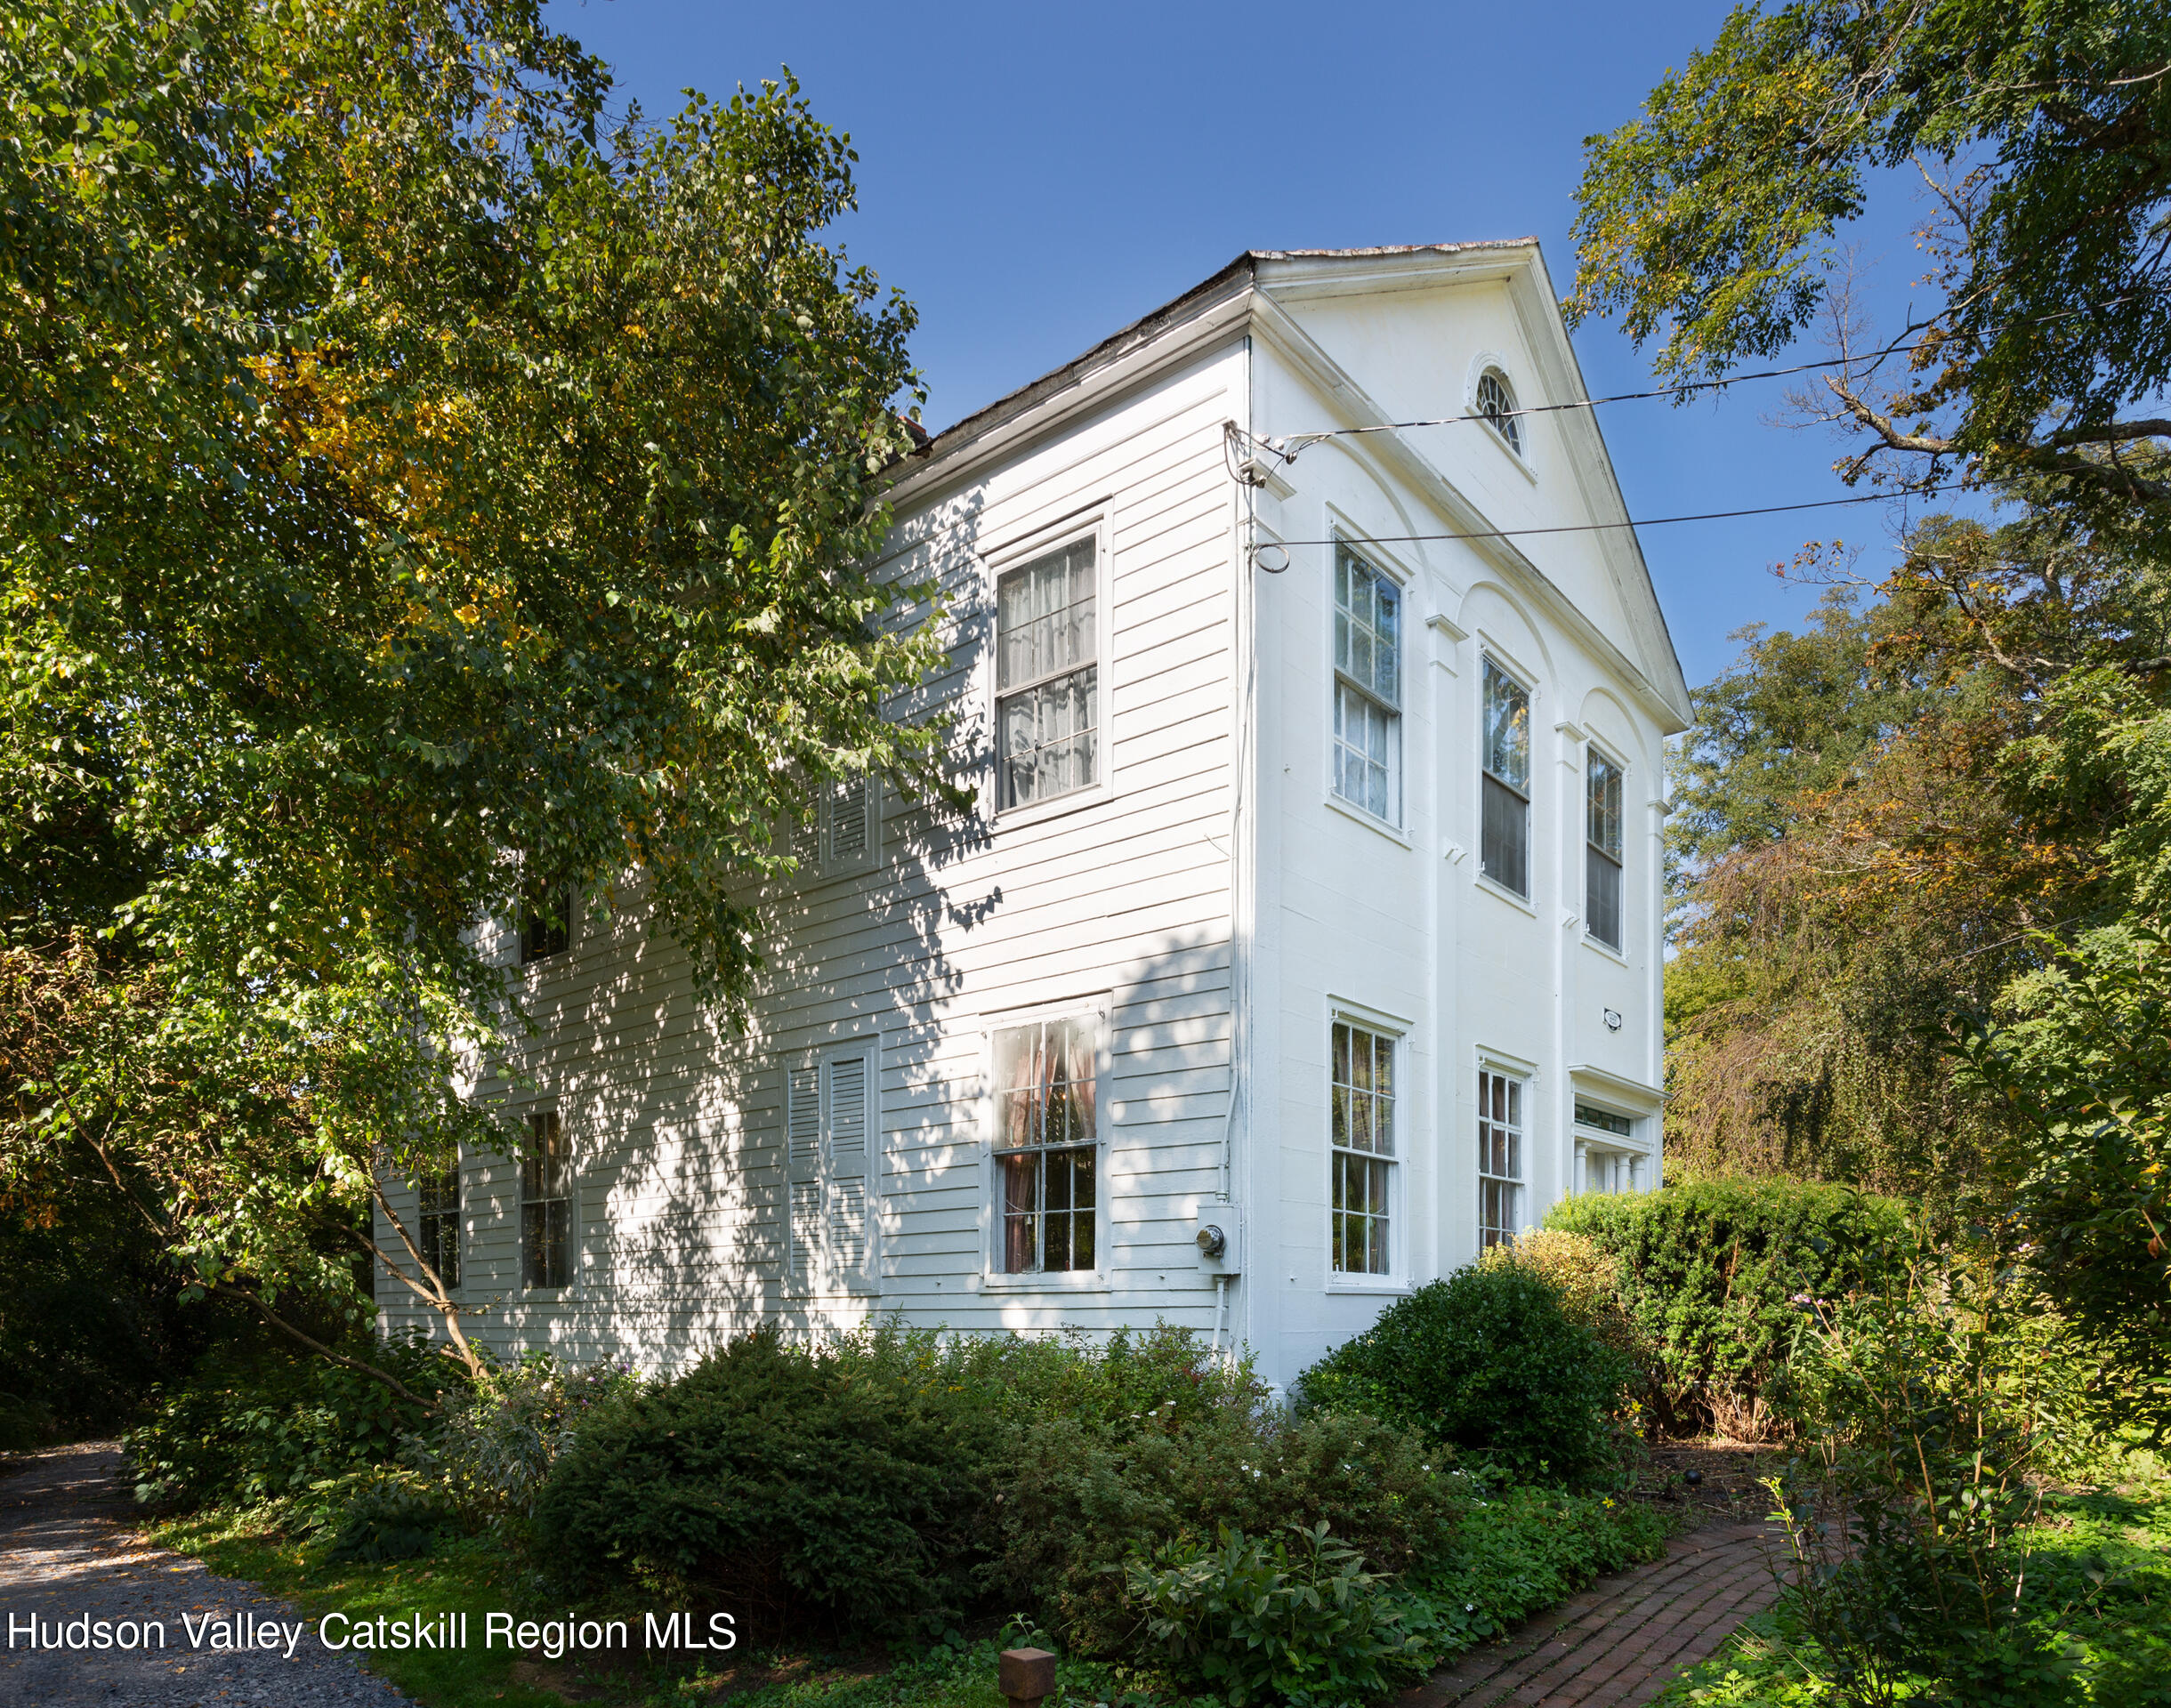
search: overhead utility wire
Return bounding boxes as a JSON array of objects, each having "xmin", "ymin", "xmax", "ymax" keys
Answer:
[
  {"xmin": 1257, "ymin": 483, "xmax": 1965, "ymax": 556},
  {"xmin": 1257, "ymin": 288, "xmax": 2170, "ymax": 465}
]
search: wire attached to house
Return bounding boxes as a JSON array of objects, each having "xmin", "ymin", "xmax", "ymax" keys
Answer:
[
  {"xmin": 1248, "ymin": 287, "xmax": 2171, "ymax": 470},
  {"xmin": 1255, "ymin": 481, "xmax": 1967, "ymax": 556}
]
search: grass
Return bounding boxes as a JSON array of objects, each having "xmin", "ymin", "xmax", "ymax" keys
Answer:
[{"xmin": 1650, "ymin": 1465, "xmax": 2171, "ymax": 1706}]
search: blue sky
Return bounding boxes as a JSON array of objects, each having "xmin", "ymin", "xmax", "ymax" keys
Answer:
[{"xmin": 545, "ymin": 0, "xmax": 1961, "ymax": 689}]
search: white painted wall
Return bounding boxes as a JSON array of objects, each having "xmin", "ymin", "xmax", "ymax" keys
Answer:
[{"xmin": 377, "ymin": 246, "xmax": 1687, "ymax": 1396}]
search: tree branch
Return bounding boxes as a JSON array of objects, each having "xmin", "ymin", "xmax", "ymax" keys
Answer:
[{"xmin": 206, "ymin": 1280, "xmax": 439, "ymax": 1414}]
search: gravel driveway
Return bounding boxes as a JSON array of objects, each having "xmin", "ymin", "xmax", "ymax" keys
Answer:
[{"xmin": 0, "ymin": 1442, "xmax": 410, "ymax": 1705}]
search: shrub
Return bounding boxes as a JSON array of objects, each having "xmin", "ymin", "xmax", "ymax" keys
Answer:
[
  {"xmin": 0, "ymin": 1392, "xmax": 54, "ymax": 1454},
  {"xmin": 1126, "ymin": 1522, "xmax": 1433, "ymax": 1707},
  {"xmin": 1296, "ymin": 1263, "xmax": 1633, "ymax": 1486},
  {"xmin": 421, "ymin": 1349, "xmax": 639, "ymax": 1521},
  {"xmin": 1769, "ymin": 1245, "xmax": 2107, "ymax": 1703},
  {"xmin": 122, "ymin": 1332, "xmax": 462, "ymax": 1510},
  {"xmin": 532, "ymin": 1325, "xmax": 1006, "ymax": 1639},
  {"xmin": 319, "ymin": 1468, "xmax": 455, "ymax": 1564},
  {"xmin": 1000, "ymin": 1391, "xmax": 1455, "ymax": 1654},
  {"xmin": 1546, "ymin": 1177, "xmax": 1906, "ymax": 1434},
  {"xmin": 1408, "ymin": 1479, "xmax": 1669, "ymax": 1652}
]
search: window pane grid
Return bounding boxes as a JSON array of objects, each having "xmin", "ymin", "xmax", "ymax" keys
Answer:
[
  {"xmin": 997, "ymin": 541, "xmax": 1098, "ymax": 809},
  {"xmin": 994, "ymin": 1016, "xmax": 1099, "ymax": 1273},
  {"xmin": 1333, "ymin": 546, "xmax": 1401, "ymax": 823},
  {"xmin": 1481, "ymin": 660, "xmax": 1531, "ymax": 895},
  {"xmin": 1477, "ymin": 369, "xmax": 1522, "ymax": 455},
  {"xmin": 419, "ymin": 1164, "xmax": 461, "ymax": 1289},
  {"xmin": 521, "ymin": 1109, "xmax": 570, "ymax": 1288},
  {"xmin": 1477, "ymin": 1069, "xmax": 1523, "ymax": 1250},
  {"xmin": 1331, "ymin": 1020, "xmax": 1396, "ymax": 1275}
]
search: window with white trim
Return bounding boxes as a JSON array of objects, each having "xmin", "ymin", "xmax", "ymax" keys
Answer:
[
  {"xmin": 1477, "ymin": 1069, "xmax": 1523, "ymax": 1249},
  {"xmin": 1481, "ymin": 660, "xmax": 1531, "ymax": 895},
  {"xmin": 1332, "ymin": 544, "xmax": 1401, "ymax": 823},
  {"xmin": 996, "ymin": 538, "xmax": 1098, "ymax": 809},
  {"xmin": 418, "ymin": 1158, "xmax": 461, "ymax": 1290},
  {"xmin": 1331, "ymin": 1019, "xmax": 1397, "ymax": 1275},
  {"xmin": 521, "ymin": 1109, "xmax": 571, "ymax": 1287},
  {"xmin": 992, "ymin": 1014, "xmax": 1100, "ymax": 1273},
  {"xmin": 1586, "ymin": 751, "xmax": 1624, "ymax": 949},
  {"xmin": 1477, "ymin": 368, "xmax": 1521, "ymax": 455},
  {"xmin": 787, "ymin": 1047, "xmax": 876, "ymax": 1293}
]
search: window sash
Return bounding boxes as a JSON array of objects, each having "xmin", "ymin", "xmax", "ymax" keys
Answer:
[
  {"xmin": 418, "ymin": 1166, "xmax": 461, "ymax": 1290},
  {"xmin": 1331, "ymin": 1021, "xmax": 1397, "ymax": 1275},
  {"xmin": 997, "ymin": 541, "xmax": 1096, "ymax": 695},
  {"xmin": 520, "ymin": 873, "xmax": 571, "ymax": 964},
  {"xmin": 995, "ymin": 540, "xmax": 1099, "ymax": 810},
  {"xmin": 997, "ymin": 665, "xmax": 1098, "ymax": 809},
  {"xmin": 1478, "ymin": 1069, "xmax": 1523, "ymax": 1250},
  {"xmin": 1586, "ymin": 752, "xmax": 1624, "ymax": 858},
  {"xmin": 1333, "ymin": 682, "xmax": 1399, "ymax": 822},
  {"xmin": 993, "ymin": 1015, "xmax": 1101, "ymax": 1274},
  {"xmin": 1478, "ymin": 370, "xmax": 1521, "ymax": 454},
  {"xmin": 1332, "ymin": 548, "xmax": 1401, "ymax": 824},
  {"xmin": 1482, "ymin": 660, "xmax": 1530, "ymax": 792},
  {"xmin": 1334, "ymin": 547, "xmax": 1401, "ymax": 707},
  {"xmin": 521, "ymin": 1110, "xmax": 571, "ymax": 1288},
  {"xmin": 1481, "ymin": 772, "xmax": 1529, "ymax": 896},
  {"xmin": 1586, "ymin": 843, "xmax": 1623, "ymax": 948}
]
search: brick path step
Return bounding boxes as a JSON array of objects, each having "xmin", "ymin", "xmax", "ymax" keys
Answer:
[{"xmin": 1402, "ymin": 1519, "xmax": 1784, "ymax": 1708}]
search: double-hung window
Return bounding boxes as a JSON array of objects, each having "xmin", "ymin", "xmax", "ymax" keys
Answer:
[
  {"xmin": 993, "ymin": 1014, "xmax": 1100, "ymax": 1273},
  {"xmin": 996, "ymin": 539, "xmax": 1098, "ymax": 809},
  {"xmin": 521, "ymin": 868, "xmax": 571, "ymax": 964},
  {"xmin": 521, "ymin": 1109, "xmax": 571, "ymax": 1288},
  {"xmin": 1586, "ymin": 751, "xmax": 1625, "ymax": 949},
  {"xmin": 1481, "ymin": 660, "xmax": 1531, "ymax": 896},
  {"xmin": 1331, "ymin": 1019, "xmax": 1397, "ymax": 1275},
  {"xmin": 418, "ymin": 1160, "xmax": 461, "ymax": 1289},
  {"xmin": 1477, "ymin": 1069, "xmax": 1523, "ymax": 1249},
  {"xmin": 1332, "ymin": 545, "xmax": 1401, "ymax": 823}
]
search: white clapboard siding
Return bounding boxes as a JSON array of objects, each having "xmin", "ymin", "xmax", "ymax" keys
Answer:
[{"xmin": 377, "ymin": 350, "xmax": 1247, "ymax": 1369}]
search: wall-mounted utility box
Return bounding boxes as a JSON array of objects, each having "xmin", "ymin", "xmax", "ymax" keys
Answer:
[{"xmin": 1193, "ymin": 1206, "xmax": 1241, "ymax": 1276}]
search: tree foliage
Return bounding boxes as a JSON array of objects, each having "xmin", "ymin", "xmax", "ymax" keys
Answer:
[
  {"xmin": 0, "ymin": 0, "xmax": 946, "ymax": 1384},
  {"xmin": 1570, "ymin": 0, "xmax": 2171, "ymax": 520}
]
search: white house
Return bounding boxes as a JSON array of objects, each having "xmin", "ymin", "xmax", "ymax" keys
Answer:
[{"xmin": 379, "ymin": 242, "xmax": 1691, "ymax": 1395}]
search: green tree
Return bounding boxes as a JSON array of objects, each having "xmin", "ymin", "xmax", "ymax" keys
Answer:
[
  {"xmin": 1, "ymin": 0, "xmax": 947, "ymax": 1395},
  {"xmin": 1570, "ymin": 0, "xmax": 2171, "ymax": 522},
  {"xmin": 1661, "ymin": 492, "xmax": 2161, "ymax": 1189}
]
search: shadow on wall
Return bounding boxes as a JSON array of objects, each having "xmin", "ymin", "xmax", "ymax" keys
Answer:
[{"xmin": 384, "ymin": 480, "xmax": 1231, "ymax": 1372}]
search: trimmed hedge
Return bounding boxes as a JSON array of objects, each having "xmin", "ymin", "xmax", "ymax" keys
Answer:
[
  {"xmin": 1295, "ymin": 1263, "xmax": 1634, "ymax": 1486},
  {"xmin": 1546, "ymin": 1177, "xmax": 1906, "ymax": 1434}
]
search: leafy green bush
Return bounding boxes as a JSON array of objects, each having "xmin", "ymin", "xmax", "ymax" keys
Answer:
[
  {"xmin": 419, "ymin": 1349, "xmax": 639, "ymax": 1520},
  {"xmin": 123, "ymin": 1332, "xmax": 462, "ymax": 1510},
  {"xmin": 1410, "ymin": 1479, "xmax": 1668, "ymax": 1652},
  {"xmin": 1126, "ymin": 1522, "xmax": 1433, "ymax": 1707},
  {"xmin": 532, "ymin": 1325, "xmax": 1006, "ymax": 1639},
  {"xmin": 1767, "ymin": 1245, "xmax": 2109, "ymax": 1702},
  {"xmin": 320, "ymin": 1468, "xmax": 455, "ymax": 1564},
  {"xmin": 1001, "ymin": 1386, "xmax": 1454, "ymax": 1653},
  {"xmin": 0, "ymin": 1392, "xmax": 54, "ymax": 1454},
  {"xmin": 1547, "ymin": 1177, "xmax": 1906, "ymax": 1434},
  {"xmin": 1296, "ymin": 1263, "xmax": 1634, "ymax": 1486}
]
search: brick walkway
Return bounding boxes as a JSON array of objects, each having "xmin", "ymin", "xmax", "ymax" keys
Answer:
[{"xmin": 1402, "ymin": 1519, "xmax": 1784, "ymax": 1708}]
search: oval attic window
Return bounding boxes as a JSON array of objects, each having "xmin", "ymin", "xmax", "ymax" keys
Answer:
[{"xmin": 1476, "ymin": 369, "xmax": 1522, "ymax": 455}]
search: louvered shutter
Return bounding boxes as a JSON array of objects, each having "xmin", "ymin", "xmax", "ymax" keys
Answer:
[
  {"xmin": 827, "ymin": 777, "xmax": 871, "ymax": 868},
  {"xmin": 786, "ymin": 1064, "xmax": 822, "ymax": 1294},
  {"xmin": 825, "ymin": 1053, "xmax": 872, "ymax": 1281}
]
